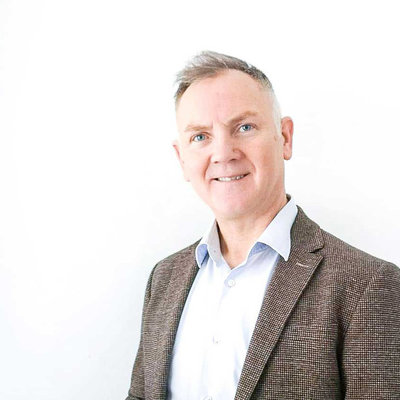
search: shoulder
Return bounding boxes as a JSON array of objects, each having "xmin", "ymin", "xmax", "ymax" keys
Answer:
[
  {"xmin": 319, "ymin": 227, "xmax": 399, "ymax": 279},
  {"xmin": 295, "ymin": 206, "xmax": 399, "ymax": 318},
  {"xmin": 295, "ymin": 205, "xmax": 398, "ymax": 277},
  {"xmin": 146, "ymin": 240, "xmax": 200, "ymax": 288},
  {"xmin": 314, "ymin": 224, "xmax": 399, "ymax": 330},
  {"xmin": 156, "ymin": 240, "xmax": 200, "ymax": 270}
]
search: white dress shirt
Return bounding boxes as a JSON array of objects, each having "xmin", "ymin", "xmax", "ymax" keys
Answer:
[{"xmin": 167, "ymin": 198, "xmax": 298, "ymax": 400}]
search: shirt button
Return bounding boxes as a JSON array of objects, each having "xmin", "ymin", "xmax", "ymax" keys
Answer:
[
  {"xmin": 213, "ymin": 336, "xmax": 220, "ymax": 344},
  {"xmin": 227, "ymin": 279, "xmax": 236, "ymax": 287}
]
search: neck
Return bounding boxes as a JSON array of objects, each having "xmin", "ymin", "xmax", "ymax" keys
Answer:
[{"xmin": 216, "ymin": 193, "xmax": 288, "ymax": 269}]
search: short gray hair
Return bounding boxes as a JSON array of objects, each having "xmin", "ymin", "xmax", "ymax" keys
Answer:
[{"xmin": 174, "ymin": 50, "xmax": 281, "ymax": 129}]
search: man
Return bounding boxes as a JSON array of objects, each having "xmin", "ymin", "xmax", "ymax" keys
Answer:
[{"xmin": 126, "ymin": 51, "xmax": 400, "ymax": 400}]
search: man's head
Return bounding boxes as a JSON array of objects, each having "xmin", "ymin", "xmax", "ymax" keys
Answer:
[{"xmin": 173, "ymin": 51, "xmax": 293, "ymax": 222}]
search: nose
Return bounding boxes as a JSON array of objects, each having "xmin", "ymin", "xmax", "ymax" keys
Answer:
[{"xmin": 210, "ymin": 132, "xmax": 241, "ymax": 164}]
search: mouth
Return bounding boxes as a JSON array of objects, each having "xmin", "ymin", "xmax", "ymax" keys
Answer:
[{"xmin": 214, "ymin": 173, "xmax": 249, "ymax": 182}]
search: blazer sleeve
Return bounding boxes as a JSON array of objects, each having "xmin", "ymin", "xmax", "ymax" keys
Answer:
[
  {"xmin": 342, "ymin": 262, "xmax": 400, "ymax": 399},
  {"xmin": 125, "ymin": 267, "xmax": 156, "ymax": 400}
]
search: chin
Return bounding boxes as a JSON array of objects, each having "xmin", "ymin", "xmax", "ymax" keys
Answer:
[{"xmin": 212, "ymin": 201, "xmax": 253, "ymax": 220}]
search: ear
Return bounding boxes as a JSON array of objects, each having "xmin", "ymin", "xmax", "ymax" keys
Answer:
[
  {"xmin": 280, "ymin": 117, "xmax": 294, "ymax": 160},
  {"xmin": 172, "ymin": 139, "xmax": 190, "ymax": 182}
]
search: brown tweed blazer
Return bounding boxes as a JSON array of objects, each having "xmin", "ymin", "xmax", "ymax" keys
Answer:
[{"xmin": 126, "ymin": 207, "xmax": 400, "ymax": 400}]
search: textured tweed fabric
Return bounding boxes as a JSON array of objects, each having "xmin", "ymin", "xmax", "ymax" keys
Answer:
[{"xmin": 126, "ymin": 207, "xmax": 400, "ymax": 400}]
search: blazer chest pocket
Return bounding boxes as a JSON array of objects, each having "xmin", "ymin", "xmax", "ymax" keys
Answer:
[
  {"xmin": 279, "ymin": 324, "xmax": 337, "ymax": 343},
  {"xmin": 257, "ymin": 325, "xmax": 341, "ymax": 399},
  {"xmin": 274, "ymin": 324, "xmax": 339, "ymax": 370}
]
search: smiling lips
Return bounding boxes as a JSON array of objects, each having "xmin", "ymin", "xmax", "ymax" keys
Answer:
[{"xmin": 214, "ymin": 173, "xmax": 249, "ymax": 182}]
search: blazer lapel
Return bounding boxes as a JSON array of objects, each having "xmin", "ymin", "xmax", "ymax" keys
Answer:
[
  {"xmin": 234, "ymin": 207, "xmax": 324, "ymax": 400},
  {"xmin": 150, "ymin": 244, "xmax": 199, "ymax": 400}
]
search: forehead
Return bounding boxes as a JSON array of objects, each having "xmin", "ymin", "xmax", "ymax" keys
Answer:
[{"xmin": 176, "ymin": 70, "xmax": 273, "ymax": 128}]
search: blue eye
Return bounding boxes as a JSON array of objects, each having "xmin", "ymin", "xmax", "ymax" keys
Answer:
[
  {"xmin": 193, "ymin": 134, "xmax": 206, "ymax": 142},
  {"xmin": 239, "ymin": 124, "xmax": 253, "ymax": 132}
]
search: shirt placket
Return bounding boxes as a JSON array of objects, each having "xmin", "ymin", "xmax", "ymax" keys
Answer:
[{"xmin": 205, "ymin": 266, "xmax": 239, "ymax": 399}]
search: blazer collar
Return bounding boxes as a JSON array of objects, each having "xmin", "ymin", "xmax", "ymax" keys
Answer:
[
  {"xmin": 150, "ymin": 243, "xmax": 199, "ymax": 400},
  {"xmin": 234, "ymin": 206, "xmax": 324, "ymax": 400}
]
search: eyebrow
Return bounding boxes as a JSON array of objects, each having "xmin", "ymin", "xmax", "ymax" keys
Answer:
[{"xmin": 183, "ymin": 111, "xmax": 259, "ymax": 133}]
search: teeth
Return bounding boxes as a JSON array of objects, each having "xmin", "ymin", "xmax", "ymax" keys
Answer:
[{"xmin": 217, "ymin": 174, "xmax": 245, "ymax": 182}]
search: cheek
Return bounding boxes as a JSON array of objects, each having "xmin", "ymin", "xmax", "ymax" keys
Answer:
[
  {"xmin": 256, "ymin": 150, "xmax": 282, "ymax": 179},
  {"xmin": 184, "ymin": 155, "xmax": 208, "ymax": 180}
]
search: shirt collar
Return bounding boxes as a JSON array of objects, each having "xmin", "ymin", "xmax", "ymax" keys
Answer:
[
  {"xmin": 196, "ymin": 219, "xmax": 222, "ymax": 267},
  {"xmin": 256, "ymin": 196, "xmax": 297, "ymax": 261},
  {"xmin": 195, "ymin": 195, "xmax": 298, "ymax": 268}
]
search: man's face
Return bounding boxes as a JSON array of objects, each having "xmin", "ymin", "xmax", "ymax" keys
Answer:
[{"xmin": 174, "ymin": 69, "xmax": 293, "ymax": 221}]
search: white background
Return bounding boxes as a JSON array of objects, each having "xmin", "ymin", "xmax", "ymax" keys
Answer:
[{"xmin": 1, "ymin": 0, "xmax": 399, "ymax": 399}]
